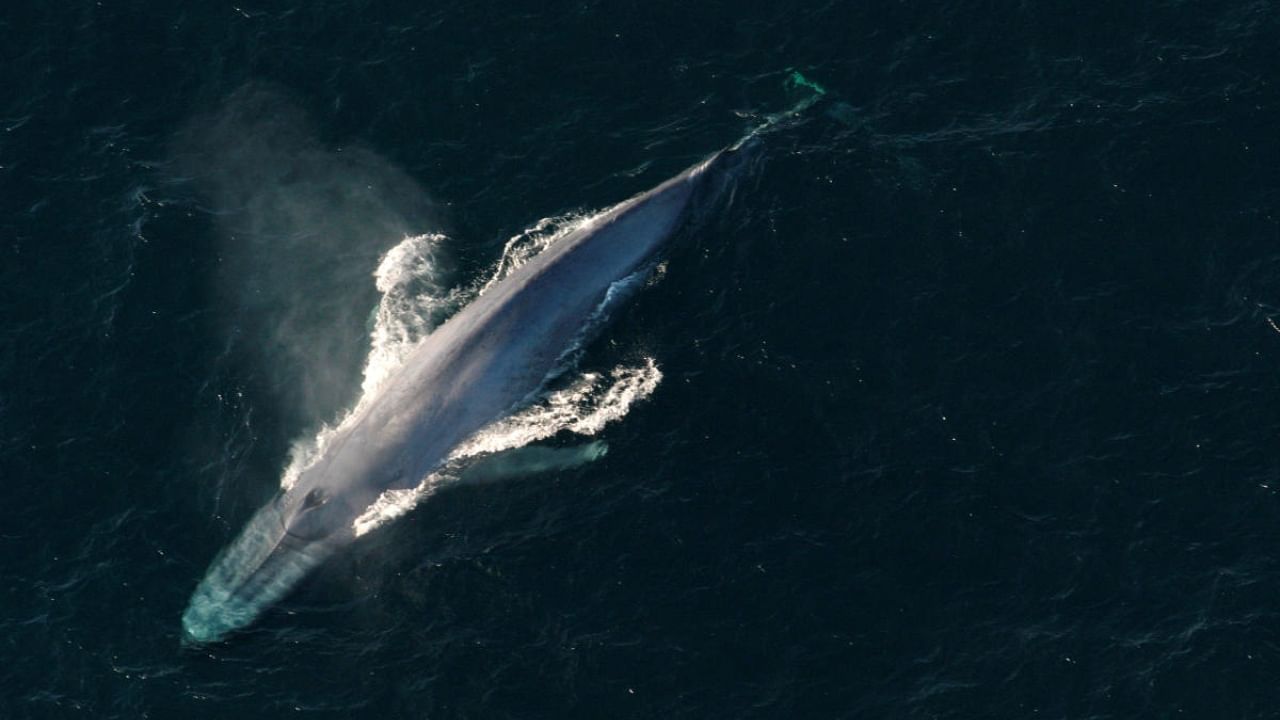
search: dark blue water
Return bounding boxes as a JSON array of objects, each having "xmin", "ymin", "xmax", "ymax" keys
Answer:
[{"xmin": 4, "ymin": 1, "xmax": 1280, "ymax": 717}]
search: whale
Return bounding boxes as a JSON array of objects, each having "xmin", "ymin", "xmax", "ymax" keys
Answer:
[{"xmin": 181, "ymin": 137, "xmax": 759, "ymax": 643}]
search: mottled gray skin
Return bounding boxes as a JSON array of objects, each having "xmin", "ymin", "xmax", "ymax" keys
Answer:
[{"xmin": 182, "ymin": 142, "xmax": 751, "ymax": 643}]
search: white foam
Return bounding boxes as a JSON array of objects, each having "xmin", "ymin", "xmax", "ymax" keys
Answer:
[
  {"xmin": 364, "ymin": 232, "xmax": 462, "ymax": 396},
  {"xmin": 281, "ymin": 232, "xmax": 455, "ymax": 491},
  {"xmin": 351, "ymin": 358, "xmax": 661, "ymax": 536},
  {"xmin": 351, "ymin": 483, "xmax": 438, "ymax": 537},
  {"xmin": 478, "ymin": 212, "xmax": 592, "ymax": 295},
  {"xmin": 454, "ymin": 358, "xmax": 662, "ymax": 458}
]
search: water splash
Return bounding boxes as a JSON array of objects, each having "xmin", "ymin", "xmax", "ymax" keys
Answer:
[
  {"xmin": 351, "ymin": 359, "xmax": 660, "ymax": 537},
  {"xmin": 364, "ymin": 232, "xmax": 461, "ymax": 397},
  {"xmin": 453, "ymin": 358, "xmax": 663, "ymax": 458},
  {"xmin": 479, "ymin": 211, "xmax": 592, "ymax": 294},
  {"xmin": 351, "ymin": 485, "xmax": 432, "ymax": 538}
]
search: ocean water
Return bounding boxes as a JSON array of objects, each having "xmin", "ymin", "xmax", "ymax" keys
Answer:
[{"xmin": 3, "ymin": 1, "xmax": 1280, "ymax": 717}]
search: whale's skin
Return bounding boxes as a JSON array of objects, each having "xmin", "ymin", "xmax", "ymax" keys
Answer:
[{"xmin": 181, "ymin": 142, "xmax": 751, "ymax": 643}]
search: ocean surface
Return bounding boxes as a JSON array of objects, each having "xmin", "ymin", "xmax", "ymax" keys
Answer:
[{"xmin": 3, "ymin": 1, "xmax": 1280, "ymax": 717}]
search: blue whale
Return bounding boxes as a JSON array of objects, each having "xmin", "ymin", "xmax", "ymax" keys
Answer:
[{"xmin": 181, "ymin": 139, "xmax": 756, "ymax": 643}]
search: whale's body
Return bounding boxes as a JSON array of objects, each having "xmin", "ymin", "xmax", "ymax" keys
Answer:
[{"xmin": 182, "ymin": 141, "xmax": 752, "ymax": 643}]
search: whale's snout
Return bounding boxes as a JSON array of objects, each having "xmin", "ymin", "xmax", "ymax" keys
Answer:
[{"xmin": 182, "ymin": 500, "xmax": 331, "ymax": 644}]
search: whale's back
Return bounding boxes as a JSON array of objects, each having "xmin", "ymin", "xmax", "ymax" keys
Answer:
[{"xmin": 306, "ymin": 155, "xmax": 717, "ymax": 507}]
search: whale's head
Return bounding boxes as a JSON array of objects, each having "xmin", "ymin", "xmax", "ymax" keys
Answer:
[{"xmin": 181, "ymin": 482, "xmax": 356, "ymax": 645}]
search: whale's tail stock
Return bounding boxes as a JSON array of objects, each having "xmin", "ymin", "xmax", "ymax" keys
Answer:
[{"xmin": 685, "ymin": 71, "xmax": 832, "ymax": 219}]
